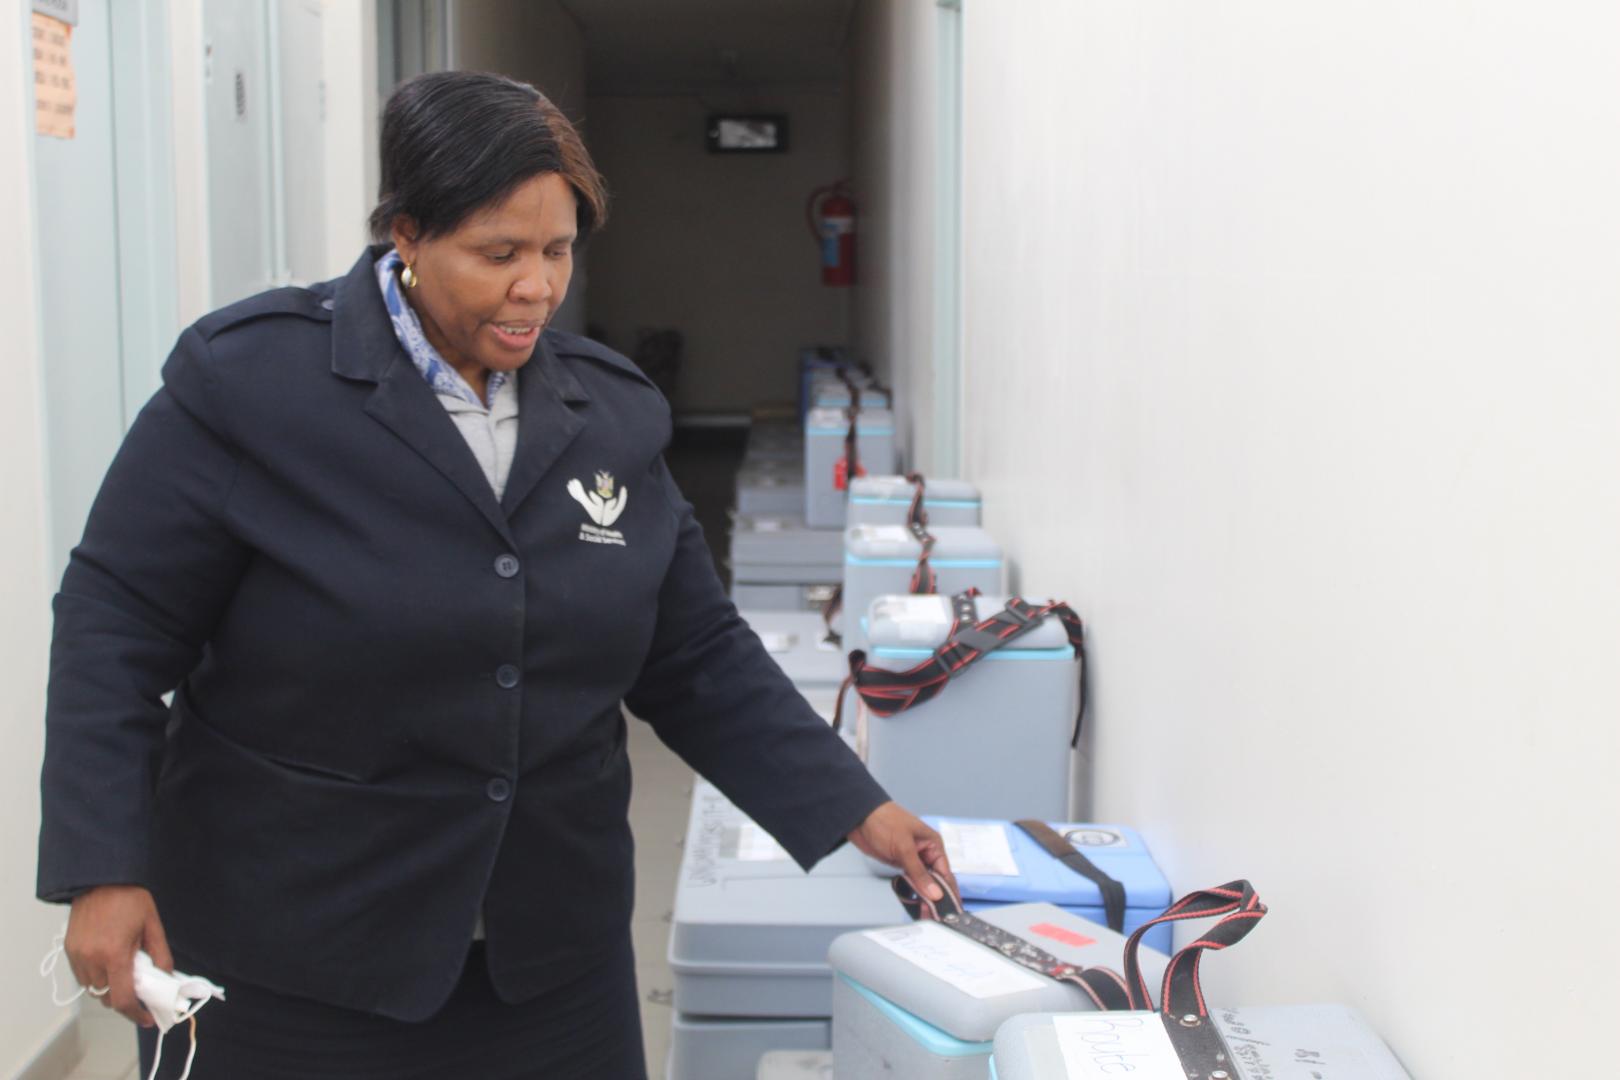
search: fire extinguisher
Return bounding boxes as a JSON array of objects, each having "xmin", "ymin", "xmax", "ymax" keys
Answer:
[{"xmin": 807, "ymin": 181, "xmax": 856, "ymax": 287}]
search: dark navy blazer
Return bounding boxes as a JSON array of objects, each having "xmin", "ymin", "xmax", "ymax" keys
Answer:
[{"xmin": 36, "ymin": 247, "xmax": 888, "ymax": 1020}]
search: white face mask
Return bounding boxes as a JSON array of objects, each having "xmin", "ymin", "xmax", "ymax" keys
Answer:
[{"xmin": 42, "ymin": 931, "xmax": 225, "ymax": 1080}]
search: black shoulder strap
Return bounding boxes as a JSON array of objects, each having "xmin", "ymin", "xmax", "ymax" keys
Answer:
[
  {"xmin": 1122, "ymin": 880, "xmax": 1267, "ymax": 1017},
  {"xmin": 1013, "ymin": 820, "xmax": 1127, "ymax": 932},
  {"xmin": 903, "ymin": 472, "xmax": 937, "ymax": 595},
  {"xmin": 891, "ymin": 871, "xmax": 1131, "ymax": 1011},
  {"xmin": 846, "ymin": 591, "xmax": 1090, "ymax": 747}
]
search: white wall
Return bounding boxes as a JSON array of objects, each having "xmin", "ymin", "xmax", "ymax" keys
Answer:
[
  {"xmin": 931, "ymin": 2, "xmax": 1619, "ymax": 1075},
  {"xmin": 453, "ymin": 0, "xmax": 589, "ymax": 334},
  {"xmin": 585, "ymin": 90, "xmax": 851, "ymax": 413},
  {"xmin": 0, "ymin": 5, "xmax": 86, "ymax": 1073},
  {"xmin": 323, "ymin": 0, "xmax": 379, "ymax": 275},
  {"xmin": 849, "ymin": 0, "xmax": 940, "ymax": 468}
]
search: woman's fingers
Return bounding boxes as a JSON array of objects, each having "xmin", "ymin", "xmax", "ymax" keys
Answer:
[
  {"xmin": 143, "ymin": 905, "xmax": 174, "ymax": 973},
  {"xmin": 65, "ymin": 885, "xmax": 164, "ymax": 1026},
  {"xmin": 109, "ymin": 953, "xmax": 157, "ymax": 1027},
  {"xmin": 896, "ymin": 840, "xmax": 942, "ymax": 902},
  {"xmin": 917, "ymin": 825, "xmax": 959, "ymax": 902}
]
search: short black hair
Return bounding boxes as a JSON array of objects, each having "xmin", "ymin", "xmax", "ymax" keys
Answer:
[{"xmin": 369, "ymin": 71, "xmax": 608, "ymax": 244}]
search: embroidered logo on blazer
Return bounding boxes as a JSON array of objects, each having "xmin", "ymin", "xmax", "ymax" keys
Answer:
[{"xmin": 567, "ymin": 471, "xmax": 628, "ymax": 546}]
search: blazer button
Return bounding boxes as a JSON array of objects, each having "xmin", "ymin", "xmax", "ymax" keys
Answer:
[
  {"xmin": 486, "ymin": 777, "xmax": 511, "ymax": 802},
  {"xmin": 494, "ymin": 554, "xmax": 521, "ymax": 578},
  {"xmin": 495, "ymin": 665, "xmax": 520, "ymax": 689}
]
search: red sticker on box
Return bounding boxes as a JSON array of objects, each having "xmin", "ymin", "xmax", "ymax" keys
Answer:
[{"xmin": 1029, "ymin": 922, "xmax": 1096, "ymax": 948}]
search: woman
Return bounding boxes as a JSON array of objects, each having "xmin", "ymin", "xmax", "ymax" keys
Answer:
[{"xmin": 38, "ymin": 71, "xmax": 952, "ymax": 1078}]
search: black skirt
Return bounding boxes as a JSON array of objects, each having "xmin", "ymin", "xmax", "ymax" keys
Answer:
[{"xmin": 137, "ymin": 939, "xmax": 647, "ymax": 1080}]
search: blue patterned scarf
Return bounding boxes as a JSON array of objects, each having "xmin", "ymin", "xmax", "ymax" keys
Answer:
[{"xmin": 374, "ymin": 248, "xmax": 509, "ymax": 408}]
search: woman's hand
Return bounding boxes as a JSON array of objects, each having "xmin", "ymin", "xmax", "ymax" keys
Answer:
[
  {"xmin": 65, "ymin": 885, "xmax": 173, "ymax": 1027},
  {"xmin": 847, "ymin": 802, "xmax": 958, "ymax": 903}
]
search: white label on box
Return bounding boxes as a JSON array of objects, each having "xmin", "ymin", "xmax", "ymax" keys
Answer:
[
  {"xmin": 735, "ymin": 821, "xmax": 789, "ymax": 862},
  {"xmin": 870, "ymin": 595, "xmax": 951, "ymax": 643},
  {"xmin": 861, "ymin": 922, "xmax": 1046, "ymax": 1000},
  {"xmin": 939, "ymin": 821, "xmax": 1021, "ymax": 877},
  {"xmin": 750, "ymin": 517, "xmax": 786, "ymax": 532},
  {"xmin": 849, "ymin": 524, "xmax": 913, "ymax": 545},
  {"xmin": 759, "ymin": 632, "xmax": 797, "ymax": 654},
  {"xmin": 1053, "ymin": 1013, "xmax": 1185, "ymax": 1079}
]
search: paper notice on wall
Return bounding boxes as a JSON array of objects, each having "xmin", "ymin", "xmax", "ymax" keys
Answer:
[
  {"xmin": 734, "ymin": 821, "xmax": 789, "ymax": 862},
  {"xmin": 939, "ymin": 821, "xmax": 1021, "ymax": 877},
  {"xmin": 32, "ymin": 13, "xmax": 76, "ymax": 140},
  {"xmin": 861, "ymin": 922, "xmax": 1045, "ymax": 1000},
  {"xmin": 1052, "ymin": 1013, "xmax": 1186, "ymax": 1079}
]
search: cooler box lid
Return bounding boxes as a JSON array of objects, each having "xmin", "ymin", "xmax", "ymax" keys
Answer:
[
  {"xmin": 921, "ymin": 817, "xmax": 1172, "ymax": 912},
  {"xmin": 866, "ymin": 594, "xmax": 1072, "ymax": 655},
  {"xmin": 744, "ymin": 610, "xmax": 846, "ymax": 686},
  {"xmin": 845, "ymin": 524, "xmax": 1002, "ymax": 565},
  {"xmin": 670, "ymin": 784, "xmax": 903, "ymax": 974},
  {"xmin": 806, "ymin": 406, "xmax": 895, "ymax": 436},
  {"xmin": 731, "ymin": 516, "xmax": 846, "ymax": 567},
  {"xmin": 848, "ymin": 475, "xmax": 981, "ymax": 509},
  {"xmin": 992, "ymin": 1004, "xmax": 1412, "ymax": 1080},
  {"xmin": 828, "ymin": 902, "xmax": 1168, "ymax": 1043}
]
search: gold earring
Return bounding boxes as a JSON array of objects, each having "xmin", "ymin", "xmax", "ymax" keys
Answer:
[{"xmin": 401, "ymin": 263, "xmax": 418, "ymax": 289}]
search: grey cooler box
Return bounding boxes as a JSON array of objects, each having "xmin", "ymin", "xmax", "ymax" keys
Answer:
[
  {"xmin": 729, "ymin": 514, "xmax": 845, "ymax": 612},
  {"xmin": 829, "ymin": 903, "xmax": 1169, "ymax": 1080},
  {"xmin": 668, "ymin": 1015, "xmax": 827, "ymax": 1080},
  {"xmin": 756, "ymin": 1050, "xmax": 834, "ymax": 1079},
  {"xmin": 736, "ymin": 462, "xmax": 807, "ymax": 518},
  {"xmin": 841, "ymin": 525, "xmax": 1005, "ymax": 655},
  {"xmin": 740, "ymin": 610, "xmax": 846, "ymax": 689},
  {"xmin": 669, "ymin": 781, "xmax": 902, "ymax": 1018},
  {"xmin": 990, "ymin": 1004, "xmax": 1412, "ymax": 1079},
  {"xmin": 804, "ymin": 407, "xmax": 898, "ymax": 528},
  {"xmin": 745, "ymin": 420, "xmax": 807, "ymax": 464},
  {"xmin": 847, "ymin": 475, "xmax": 983, "ymax": 527},
  {"xmin": 854, "ymin": 594, "xmax": 1077, "ymax": 820}
]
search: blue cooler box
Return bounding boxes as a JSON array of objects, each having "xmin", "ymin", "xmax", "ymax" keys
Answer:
[
  {"xmin": 804, "ymin": 407, "xmax": 898, "ymax": 528},
  {"xmin": 841, "ymin": 525, "xmax": 1005, "ymax": 655},
  {"xmin": 797, "ymin": 347, "xmax": 852, "ymax": 421},
  {"xmin": 855, "ymin": 595, "xmax": 1077, "ymax": 821},
  {"xmin": 847, "ymin": 475, "xmax": 982, "ymax": 527},
  {"xmin": 911, "ymin": 817, "xmax": 1172, "ymax": 956}
]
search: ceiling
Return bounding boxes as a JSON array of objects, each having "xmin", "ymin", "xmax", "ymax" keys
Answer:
[{"xmin": 558, "ymin": 0, "xmax": 859, "ymax": 96}]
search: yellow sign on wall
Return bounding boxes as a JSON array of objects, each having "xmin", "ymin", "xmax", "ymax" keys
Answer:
[{"xmin": 33, "ymin": 12, "xmax": 76, "ymax": 141}]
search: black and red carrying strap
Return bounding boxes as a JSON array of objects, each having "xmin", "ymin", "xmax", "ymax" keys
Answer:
[
  {"xmin": 893, "ymin": 870, "xmax": 1267, "ymax": 1043},
  {"xmin": 1120, "ymin": 879, "xmax": 1268, "ymax": 1069},
  {"xmin": 836, "ymin": 589, "xmax": 1089, "ymax": 748},
  {"xmin": 891, "ymin": 872, "xmax": 1132, "ymax": 1011},
  {"xmin": 821, "ymin": 471, "xmax": 938, "ymax": 646},
  {"xmin": 1122, "ymin": 879, "xmax": 1267, "ymax": 1019}
]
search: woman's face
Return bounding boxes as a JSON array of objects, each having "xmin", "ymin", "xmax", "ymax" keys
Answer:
[{"xmin": 391, "ymin": 172, "xmax": 578, "ymax": 377}]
